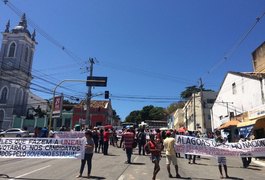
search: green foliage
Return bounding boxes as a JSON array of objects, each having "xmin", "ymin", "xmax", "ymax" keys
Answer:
[
  {"xmin": 180, "ymin": 85, "xmax": 201, "ymax": 99},
  {"xmin": 112, "ymin": 110, "xmax": 121, "ymax": 121},
  {"xmin": 166, "ymin": 101, "xmax": 185, "ymax": 114},
  {"xmin": 125, "ymin": 105, "xmax": 167, "ymax": 124}
]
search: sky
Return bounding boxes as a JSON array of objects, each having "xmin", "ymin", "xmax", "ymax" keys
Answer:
[{"xmin": 0, "ymin": 0, "xmax": 265, "ymax": 121}]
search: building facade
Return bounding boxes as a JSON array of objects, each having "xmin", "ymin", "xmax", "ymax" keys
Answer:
[
  {"xmin": 72, "ymin": 100, "xmax": 113, "ymax": 129},
  {"xmin": 0, "ymin": 14, "xmax": 36, "ymax": 129},
  {"xmin": 183, "ymin": 91, "xmax": 217, "ymax": 133},
  {"xmin": 212, "ymin": 72, "xmax": 265, "ymax": 130}
]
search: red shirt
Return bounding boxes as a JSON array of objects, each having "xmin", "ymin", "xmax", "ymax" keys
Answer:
[
  {"xmin": 122, "ymin": 132, "xmax": 135, "ymax": 149},
  {"xmin": 149, "ymin": 140, "xmax": 161, "ymax": 156},
  {"xmin": 103, "ymin": 131, "xmax": 111, "ymax": 141}
]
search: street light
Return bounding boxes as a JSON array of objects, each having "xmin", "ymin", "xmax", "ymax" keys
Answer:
[{"xmin": 48, "ymin": 79, "xmax": 89, "ymax": 132}]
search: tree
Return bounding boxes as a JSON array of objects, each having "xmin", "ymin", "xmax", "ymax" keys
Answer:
[
  {"xmin": 166, "ymin": 101, "xmax": 185, "ymax": 114},
  {"xmin": 180, "ymin": 85, "xmax": 201, "ymax": 99},
  {"xmin": 140, "ymin": 105, "xmax": 154, "ymax": 121},
  {"xmin": 112, "ymin": 110, "xmax": 121, "ymax": 121},
  {"xmin": 149, "ymin": 107, "xmax": 167, "ymax": 120},
  {"xmin": 125, "ymin": 105, "xmax": 168, "ymax": 124},
  {"xmin": 125, "ymin": 110, "xmax": 141, "ymax": 124}
]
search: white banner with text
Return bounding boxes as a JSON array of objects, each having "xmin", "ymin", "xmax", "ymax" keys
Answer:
[
  {"xmin": 0, "ymin": 138, "xmax": 85, "ymax": 159},
  {"xmin": 175, "ymin": 135, "xmax": 265, "ymax": 157}
]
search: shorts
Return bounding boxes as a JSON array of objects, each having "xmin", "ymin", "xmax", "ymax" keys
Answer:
[
  {"xmin": 151, "ymin": 155, "xmax": 161, "ymax": 163},
  {"xmin": 166, "ymin": 155, "xmax": 177, "ymax": 165},
  {"xmin": 217, "ymin": 157, "xmax": 226, "ymax": 165}
]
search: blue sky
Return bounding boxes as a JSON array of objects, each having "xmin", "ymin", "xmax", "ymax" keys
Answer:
[{"xmin": 1, "ymin": 0, "xmax": 265, "ymax": 120}]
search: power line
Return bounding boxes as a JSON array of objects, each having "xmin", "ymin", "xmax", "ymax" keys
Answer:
[{"xmin": 202, "ymin": 10, "xmax": 265, "ymax": 78}]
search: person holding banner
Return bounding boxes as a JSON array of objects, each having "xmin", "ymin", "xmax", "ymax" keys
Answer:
[
  {"xmin": 77, "ymin": 130, "xmax": 94, "ymax": 178},
  {"xmin": 215, "ymin": 131, "xmax": 229, "ymax": 179},
  {"xmin": 239, "ymin": 135, "xmax": 252, "ymax": 168}
]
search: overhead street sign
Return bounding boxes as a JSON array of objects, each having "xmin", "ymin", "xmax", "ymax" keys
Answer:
[{"xmin": 86, "ymin": 76, "xmax": 107, "ymax": 87}]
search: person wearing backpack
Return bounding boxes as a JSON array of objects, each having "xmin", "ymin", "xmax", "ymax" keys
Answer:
[
  {"xmin": 146, "ymin": 134, "xmax": 163, "ymax": 180},
  {"xmin": 137, "ymin": 128, "xmax": 147, "ymax": 155}
]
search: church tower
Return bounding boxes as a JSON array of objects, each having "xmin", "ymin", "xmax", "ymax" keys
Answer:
[{"xmin": 0, "ymin": 14, "xmax": 36, "ymax": 129}]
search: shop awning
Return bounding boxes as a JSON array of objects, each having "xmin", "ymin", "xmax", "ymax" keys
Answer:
[
  {"xmin": 237, "ymin": 120, "xmax": 257, "ymax": 128},
  {"xmin": 218, "ymin": 120, "xmax": 240, "ymax": 129}
]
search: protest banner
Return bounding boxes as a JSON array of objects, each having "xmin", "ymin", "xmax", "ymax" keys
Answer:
[
  {"xmin": 175, "ymin": 135, "xmax": 265, "ymax": 157},
  {"xmin": 0, "ymin": 138, "xmax": 85, "ymax": 159},
  {"xmin": 54, "ymin": 131, "xmax": 85, "ymax": 139}
]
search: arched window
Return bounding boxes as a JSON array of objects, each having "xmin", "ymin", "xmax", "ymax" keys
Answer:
[
  {"xmin": 0, "ymin": 87, "xmax": 8, "ymax": 103},
  {"xmin": 8, "ymin": 42, "xmax": 16, "ymax": 57},
  {"xmin": 0, "ymin": 110, "xmax": 4, "ymax": 129},
  {"xmin": 24, "ymin": 46, "xmax": 29, "ymax": 62},
  {"xmin": 15, "ymin": 88, "xmax": 24, "ymax": 105}
]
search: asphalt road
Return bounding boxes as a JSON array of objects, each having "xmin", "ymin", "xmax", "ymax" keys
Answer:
[{"xmin": 0, "ymin": 145, "xmax": 264, "ymax": 180}]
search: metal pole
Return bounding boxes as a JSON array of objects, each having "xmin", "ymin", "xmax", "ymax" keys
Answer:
[
  {"xmin": 48, "ymin": 79, "xmax": 88, "ymax": 132},
  {"xmin": 86, "ymin": 58, "xmax": 94, "ymax": 128}
]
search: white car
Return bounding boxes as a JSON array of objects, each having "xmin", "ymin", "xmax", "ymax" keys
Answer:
[{"xmin": 0, "ymin": 128, "xmax": 29, "ymax": 137}]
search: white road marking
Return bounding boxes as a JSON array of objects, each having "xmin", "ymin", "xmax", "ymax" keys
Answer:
[
  {"xmin": 14, "ymin": 165, "xmax": 51, "ymax": 178},
  {"xmin": 118, "ymin": 175, "xmax": 125, "ymax": 180}
]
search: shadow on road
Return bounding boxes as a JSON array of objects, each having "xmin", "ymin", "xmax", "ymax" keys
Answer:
[
  {"xmin": 87, "ymin": 175, "xmax": 106, "ymax": 179},
  {"xmin": 5, "ymin": 177, "xmax": 61, "ymax": 180},
  {"xmin": 130, "ymin": 162, "xmax": 145, "ymax": 165}
]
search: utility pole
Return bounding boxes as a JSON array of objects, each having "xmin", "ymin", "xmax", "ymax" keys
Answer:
[
  {"xmin": 199, "ymin": 78, "xmax": 205, "ymax": 131},
  {"xmin": 86, "ymin": 58, "xmax": 94, "ymax": 128},
  {"xmin": 193, "ymin": 92, "xmax": 196, "ymax": 131}
]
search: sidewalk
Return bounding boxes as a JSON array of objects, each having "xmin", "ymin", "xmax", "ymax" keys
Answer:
[{"xmin": 252, "ymin": 157, "xmax": 265, "ymax": 167}]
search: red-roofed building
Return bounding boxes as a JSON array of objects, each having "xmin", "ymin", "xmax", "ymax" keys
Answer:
[{"xmin": 72, "ymin": 100, "xmax": 113, "ymax": 128}]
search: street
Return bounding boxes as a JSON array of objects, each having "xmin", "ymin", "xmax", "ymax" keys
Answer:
[{"xmin": 0, "ymin": 145, "xmax": 264, "ymax": 180}]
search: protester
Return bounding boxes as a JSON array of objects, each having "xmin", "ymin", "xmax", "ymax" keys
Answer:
[
  {"xmin": 163, "ymin": 131, "xmax": 181, "ymax": 178},
  {"xmin": 76, "ymin": 130, "xmax": 94, "ymax": 178},
  {"xmin": 175, "ymin": 131, "xmax": 181, "ymax": 158},
  {"xmin": 147, "ymin": 134, "xmax": 163, "ymax": 180},
  {"xmin": 137, "ymin": 128, "xmax": 147, "ymax": 155},
  {"xmin": 239, "ymin": 135, "xmax": 252, "ymax": 168},
  {"xmin": 215, "ymin": 130, "xmax": 229, "ymax": 179},
  {"xmin": 103, "ymin": 128, "xmax": 110, "ymax": 155},
  {"xmin": 92, "ymin": 128, "xmax": 99, "ymax": 153},
  {"xmin": 122, "ymin": 128, "xmax": 135, "ymax": 164}
]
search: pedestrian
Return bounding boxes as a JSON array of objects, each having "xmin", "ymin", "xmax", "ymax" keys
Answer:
[
  {"xmin": 137, "ymin": 128, "xmax": 147, "ymax": 155},
  {"xmin": 92, "ymin": 128, "xmax": 99, "ymax": 153},
  {"xmin": 175, "ymin": 131, "xmax": 181, "ymax": 158},
  {"xmin": 215, "ymin": 130, "xmax": 229, "ymax": 179},
  {"xmin": 103, "ymin": 128, "xmax": 110, "ymax": 155},
  {"xmin": 163, "ymin": 131, "xmax": 181, "ymax": 178},
  {"xmin": 122, "ymin": 128, "xmax": 135, "ymax": 164},
  {"xmin": 76, "ymin": 130, "xmax": 94, "ymax": 178},
  {"xmin": 147, "ymin": 134, "xmax": 163, "ymax": 180},
  {"xmin": 187, "ymin": 131, "xmax": 196, "ymax": 164},
  {"xmin": 239, "ymin": 135, "xmax": 251, "ymax": 168},
  {"xmin": 98, "ymin": 129, "xmax": 104, "ymax": 153}
]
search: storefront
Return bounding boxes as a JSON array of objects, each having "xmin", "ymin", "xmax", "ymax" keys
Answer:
[
  {"xmin": 237, "ymin": 120, "xmax": 256, "ymax": 138},
  {"xmin": 237, "ymin": 105, "xmax": 265, "ymax": 139}
]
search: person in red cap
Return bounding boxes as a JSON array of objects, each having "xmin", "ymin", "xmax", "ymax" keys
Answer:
[{"xmin": 163, "ymin": 131, "xmax": 181, "ymax": 178}]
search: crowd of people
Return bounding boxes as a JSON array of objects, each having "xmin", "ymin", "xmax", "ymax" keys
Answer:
[{"xmin": 30, "ymin": 125, "xmax": 255, "ymax": 179}]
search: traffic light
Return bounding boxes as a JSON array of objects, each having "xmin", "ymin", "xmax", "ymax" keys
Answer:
[{"xmin": 104, "ymin": 91, "xmax": 109, "ymax": 99}]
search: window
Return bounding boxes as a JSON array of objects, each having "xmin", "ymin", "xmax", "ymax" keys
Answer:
[
  {"xmin": 15, "ymin": 89, "xmax": 23, "ymax": 105},
  {"xmin": 0, "ymin": 110, "xmax": 4, "ymax": 128},
  {"xmin": 232, "ymin": 82, "xmax": 237, "ymax": 95},
  {"xmin": 24, "ymin": 47, "xmax": 29, "ymax": 62},
  {"xmin": 0, "ymin": 87, "xmax": 8, "ymax": 103},
  {"xmin": 8, "ymin": 42, "xmax": 16, "ymax": 57},
  {"xmin": 207, "ymin": 99, "xmax": 215, "ymax": 104}
]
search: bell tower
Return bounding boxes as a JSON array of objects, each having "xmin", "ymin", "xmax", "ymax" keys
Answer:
[{"xmin": 0, "ymin": 14, "xmax": 36, "ymax": 129}]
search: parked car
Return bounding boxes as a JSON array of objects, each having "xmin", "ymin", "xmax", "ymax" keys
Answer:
[{"xmin": 0, "ymin": 128, "xmax": 29, "ymax": 137}]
